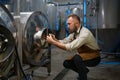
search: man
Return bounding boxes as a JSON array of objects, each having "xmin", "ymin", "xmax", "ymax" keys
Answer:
[{"xmin": 46, "ymin": 14, "xmax": 101, "ymax": 80}]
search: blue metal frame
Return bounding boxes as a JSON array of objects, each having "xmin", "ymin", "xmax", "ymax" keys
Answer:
[
  {"xmin": 83, "ymin": 0, "xmax": 87, "ymax": 27},
  {"xmin": 65, "ymin": 9, "xmax": 71, "ymax": 37},
  {"xmin": 56, "ymin": 11, "xmax": 60, "ymax": 31},
  {"xmin": 100, "ymin": 61, "xmax": 120, "ymax": 65}
]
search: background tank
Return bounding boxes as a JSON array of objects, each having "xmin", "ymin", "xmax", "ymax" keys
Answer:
[
  {"xmin": 71, "ymin": 7, "xmax": 83, "ymax": 23},
  {"xmin": 98, "ymin": 0, "xmax": 119, "ymax": 28},
  {"xmin": 47, "ymin": 3, "xmax": 57, "ymax": 31}
]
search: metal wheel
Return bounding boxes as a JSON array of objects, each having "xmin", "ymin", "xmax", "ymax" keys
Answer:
[
  {"xmin": 23, "ymin": 11, "xmax": 51, "ymax": 66},
  {"xmin": 0, "ymin": 25, "xmax": 15, "ymax": 77},
  {"xmin": 0, "ymin": 3, "xmax": 16, "ymax": 77}
]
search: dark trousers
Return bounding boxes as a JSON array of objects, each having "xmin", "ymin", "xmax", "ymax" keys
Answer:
[{"xmin": 63, "ymin": 54, "xmax": 100, "ymax": 80}]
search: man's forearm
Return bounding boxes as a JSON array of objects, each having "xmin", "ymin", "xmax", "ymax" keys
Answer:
[{"xmin": 53, "ymin": 40, "xmax": 67, "ymax": 50}]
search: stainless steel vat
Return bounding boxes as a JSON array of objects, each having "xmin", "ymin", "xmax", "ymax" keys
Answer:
[
  {"xmin": 47, "ymin": 3, "xmax": 57, "ymax": 30},
  {"xmin": 98, "ymin": 0, "xmax": 119, "ymax": 28},
  {"xmin": 0, "ymin": 3, "xmax": 16, "ymax": 77},
  {"xmin": 21, "ymin": 11, "xmax": 51, "ymax": 69}
]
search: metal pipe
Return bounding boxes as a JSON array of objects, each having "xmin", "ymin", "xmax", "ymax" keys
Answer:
[
  {"xmin": 13, "ymin": 0, "xmax": 22, "ymax": 79},
  {"xmin": 83, "ymin": 0, "xmax": 87, "ymax": 27},
  {"xmin": 13, "ymin": 0, "xmax": 22, "ymax": 64},
  {"xmin": 47, "ymin": 2, "xmax": 80, "ymax": 6}
]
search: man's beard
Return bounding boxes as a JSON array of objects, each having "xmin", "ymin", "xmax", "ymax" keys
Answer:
[{"xmin": 68, "ymin": 25, "xmax": 77, "ymax": 33}]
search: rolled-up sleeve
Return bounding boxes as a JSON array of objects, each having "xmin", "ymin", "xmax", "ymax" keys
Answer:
[
  {"xmin": 59, "ymin": 33, "xmax": 74, "ymax": 44},
  {"xmin": 62, "ymin": 27, "xmax": 99, "ymax": 51},
  {"xmin": 65, "ymin": 36, "xmax": 88, "ymax": 51},
  {"xmin": 65, "ymin": 30, "xmax": 89, "ymax": 51}
]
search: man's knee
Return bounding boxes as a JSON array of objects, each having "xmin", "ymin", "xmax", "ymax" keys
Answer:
[{"xmin": 63, "ymin": 60, "xmax": 70, "ymax": 68}]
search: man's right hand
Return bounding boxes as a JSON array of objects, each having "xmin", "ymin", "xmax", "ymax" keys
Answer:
[{"xmin": 49, "ymin": 34, "xmax": 57, "ymax": 41}]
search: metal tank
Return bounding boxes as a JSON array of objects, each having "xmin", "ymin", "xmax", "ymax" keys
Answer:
[
  {"xmin": 71, "ymin": 7, "xmax": 83, "ymax": 18},
  {"xmin": 98, "ymin": 0, "xmax": 119, "ymax": 28},
  {"xmin": 21, "ymin": 11, "xmax": 51, "ymax": 75},
  {"xmin": 71, "ymin": 7, "xmax": 84, "ymax": 24},
  {"xmin": 0, "ymin": 3, "xmax": 16, "ymax": 77},
  {"xmin": 0, "ymin": 3, "xmax": 16, "ymax": 36},
  {"xmin": 30, "ymin": 0, "xmax": 47, "ymax": 15},
  {"xmin": 71, "ymin": 8, "xmax": 80, "ymax": 16},
  {"xmin": 9, "ymin": 0, "xmax": 47, "ymax": 16},
  {"xmin": 91, "ymin": 0, "xmax": 120, "ymax": 54},
  {"xmin": 47, "ymin": 3, "xmax": 57, "ymax": 31}
]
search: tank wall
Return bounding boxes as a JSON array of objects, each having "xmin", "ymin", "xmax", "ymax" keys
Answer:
[
  {"xmin": 71, "ymin": 7, "xmax": 83, "ymax": 23},
  {"xmin": 9, "ymin": 0, "xmax": 47, "ymax": 16},
  {"xmin": 47, "ymin": 3, "xmax": 57, "ymax": 30},
  {"xmin": 98, "ymin": 0, "xmax": 119, "ymax": 28}
]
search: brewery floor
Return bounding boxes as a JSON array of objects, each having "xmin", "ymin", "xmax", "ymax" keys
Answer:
[{"xmin": 9, "ymin": 46, "xmax": 120, "ymax": 80}]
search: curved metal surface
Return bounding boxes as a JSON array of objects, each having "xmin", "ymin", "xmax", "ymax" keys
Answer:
[
  {"xmin": 0, "ymin": 3, "xmax": 16, "ymax": 62},
  {"xmin": 0, "ymin": 53, "xmax": 15, "ymax": 77},
  {"xmin": 0, "ymin": 3, "xmax": 16, "ymax": 76},
  {"xmin": 0, "ymin": 25, "xmax": 15, "ymax": 77},
  {"xmin": 71, "ymin": 7, "xmax": 83, "ymax": 22},
  {"xmin": 98, "ymin": 0, "xmax": 119, "ymax": 28},
  {"xmin": 47, "ymin": 3, "xmax": 57, "ymax": 30},
  {"xmin": 23, "ymin": 11, "xmax": 51, "ymax": 66},
  {"xmin": 0, "ymin": 24, "xmax": 15, "ymax": 63},
  {"xmin": 0, "ymin": 3, "xmax": 16, "ymax": 36},
  {"xmin": 71, "ymin": 8, "xmax": 81, "ymax": 16}
]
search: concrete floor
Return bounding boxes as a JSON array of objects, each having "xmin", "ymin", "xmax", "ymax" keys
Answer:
[{"xmin": 9, "ymin": 46, "xmax": 120, "ymax": 80}]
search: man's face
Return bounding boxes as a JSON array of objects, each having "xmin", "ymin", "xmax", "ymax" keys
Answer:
[{"xmin": 67, "ymin": 17, "xmax": 77, "ymax": 33}]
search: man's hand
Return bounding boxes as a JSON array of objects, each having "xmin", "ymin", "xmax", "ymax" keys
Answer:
[
  {"xmin": 46, "ymin": 34, "xmax": 55, "ymax": 44},
  {"xmin": 46, "ymin": 34, "xmax": 67, "ymax": 50},
  {"xmin": 49, "ymin": 34, "xmax": 58, "ymax": 41}
]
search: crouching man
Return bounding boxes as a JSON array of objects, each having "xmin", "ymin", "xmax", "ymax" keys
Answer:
[{"xmin": 46, "ymin": 14, "xmax": 101, "ymax": 80}]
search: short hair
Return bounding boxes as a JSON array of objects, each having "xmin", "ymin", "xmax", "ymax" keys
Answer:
[{"xmin": 67, "ymin": 14, "xmax": 81, "ymax": 23}]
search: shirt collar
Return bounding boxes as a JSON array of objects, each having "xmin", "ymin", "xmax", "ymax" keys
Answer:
[{"xmin": 76, "ymin": 25, "xmax": 82, "ymax": 34}]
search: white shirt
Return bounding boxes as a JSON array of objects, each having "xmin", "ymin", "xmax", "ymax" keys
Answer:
[{"xmin": 59, "ymin": 26, "xmax": 100, "ymax": 51}]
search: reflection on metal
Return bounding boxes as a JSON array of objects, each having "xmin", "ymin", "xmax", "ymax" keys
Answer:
[
  {"xmin": 71, "ymin": 7, "xmax": 83, "ymax": 22},
  {"xmin": 22, "ymin": 11, "xmax": 51, "ymax": 66},
  {"xmin": 71, "ymin": 7, "xmax": 81, "ymax": 16},
  {"xmin": 98, "ymin": 0, "xmax": 119, "ymax": 28}
]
